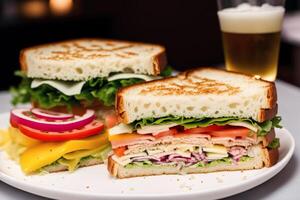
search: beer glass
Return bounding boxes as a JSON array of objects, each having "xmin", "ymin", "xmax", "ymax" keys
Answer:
[{"xmin": 217, "ymin": 0, "xmax": 285, "ymax": 81}]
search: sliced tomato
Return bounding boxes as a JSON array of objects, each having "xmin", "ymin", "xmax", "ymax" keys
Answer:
[
  {"xmin": 10, "ymin": 118, "xmax": 18, "ymax": 128},
  {"xmin": 18, "ymin": 120, "xmax": 104, "ymax": 142},
  {"xmin": 154, "ymin": 128, "xmax": 178, "ymax": 139},
  {"xmin": 105, "ymin": 114, "xmax": 119, "ymax": 128},
  {"xmin": 183, "ymin": 125, "xmax": 226, "ymax": 134},
  {"xmin": 113, "ymin": 146, "xmax": 127, "ymax": 157},
  {"xmin": 209, "ymin": 127, "xmax": 250, "ymax": 138}
]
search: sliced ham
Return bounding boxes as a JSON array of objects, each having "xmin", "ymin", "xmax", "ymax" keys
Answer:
[
  {"xmin": 111, "ymin": 134, "xmax": 155, "ymax": 148},
  {"xmin": 111, "ymin": 131, "xmax": 259, "ymax": 149},
  {"xmin": 229, "ymin": 146, "xmax": 247, "ymax": 161}
]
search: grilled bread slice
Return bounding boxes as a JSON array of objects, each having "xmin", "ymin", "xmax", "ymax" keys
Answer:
[
  {"xmin": 20, "ymin": 38, "xmax": 167, "ymax": 81},
  {"xmin": 116, "ymin": 68, "xmax": 277, "ymax": 123},
  {"xmin": 108, "ymin": 146, "xmax": 278, "ymax": 179}
]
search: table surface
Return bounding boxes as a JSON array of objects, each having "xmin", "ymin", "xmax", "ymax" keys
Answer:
[{"xmin": 0, "ymin": 80, "xmax": 299, "ymax": 200}]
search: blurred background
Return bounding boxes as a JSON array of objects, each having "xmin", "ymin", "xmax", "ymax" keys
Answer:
[{"xmin": 0, "ymin": 0, "xmax": 299, "ymax": 90}]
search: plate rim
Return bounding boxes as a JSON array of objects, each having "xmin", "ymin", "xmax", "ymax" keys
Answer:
[{"xmin": 0, "ymin": 113, "xmax": 295, "ymax": 199}]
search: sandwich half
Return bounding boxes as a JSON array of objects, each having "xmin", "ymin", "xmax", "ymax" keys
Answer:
[
  {"xmin": 107, "ymin": 68, "xmax": 281, "ymax": 178},
  {"xmin": 2, "ymin": 39, "xmax": 169, "ymax": 174},
  {"xmin": 11, "ymin": 38, "xmax": 169, "ymax": 120}
]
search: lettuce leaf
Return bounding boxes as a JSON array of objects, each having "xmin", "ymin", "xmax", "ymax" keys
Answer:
[
  {"xmin": 268, "ymin": 138, "xmax": 280, "ymax": 149},
  {"xmin": 10, "ymin": 67, "xmax": 173, "ymax": 109},
  {"xmin": 10, "ymin": 72, "xmax": 143, "ymax": 109},
  {"xmin": 10, "ymin": 71, "xmax": 32, "ymax": 105},
  {"xmin": 132, "ymin": 116, "xmax": 282, "ymax": 136},
  {"xmin": 160, "ymin": 66, "xmax": 173, "ymax": 77}
]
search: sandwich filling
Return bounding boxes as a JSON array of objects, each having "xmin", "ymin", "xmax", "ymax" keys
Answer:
[
  {"xmin": 1, "ymin": 127, "xmax": 110, "ymax": 174},
  {"xmin": 10, "ymin": 67, "xmax": 172, "ymax": 110},
  {"xmin": 108, "ymin": 116, "xmax": 281, "ymax": 169},
  {"xmin": 0, "ymin": 108, "xmax": 110, "ymax": 174}
]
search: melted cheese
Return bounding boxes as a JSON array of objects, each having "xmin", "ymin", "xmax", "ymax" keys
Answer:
[
  {"xmin": 58, "ymin": 158, "xmax": 81, "ymax": 171},
  {"xmin": 203, "ymin": 145, "xmax": 227, "ymax": 154},
  {"xmin": 108, "ymin": 123, "xmax": 133, "ymax": 135},
  {"xmin": 31, "ymin": 79, "xmax": 85, "ymax": 96},
  {"xmin": 63, "ymin": 146, "xmax": 108, "ymax": 160},
  {"xmin": 1, "ymin": 127, "xmax": 41, "ymax": 161},
  {"xmin": 0, "ymin": 129, "xmax": 9, "ymax": 146},
  {"xmin": 137, "ymin": 123, "xmax": 178, "ymax": 135},
  {"xmin": 20, "ymin": 133, "xmax": 108, "ymax": 174},
  {"xmin": 1, "ymin": 127, "xmax": 110, "ymax": 174},
  {"xmin": 8, "ymin": 127, "xmax": 40, "ymax": 147},
  {"xmin": 229, "ymin": 122, "xmax": 258, "ymax": 132},
  {"xmin": 112, "ymin": 152, "xmax": 147, "ymax": 166},
  {"xmin": 206, "ymin": 153, "xmax": 228, "ymax": 160}
]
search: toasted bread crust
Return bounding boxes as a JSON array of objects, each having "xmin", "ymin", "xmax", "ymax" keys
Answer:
[
  {"xmin": 259, "ymin": 104, "xmax": 278, "ymax": 122},
  {"xmin": 107, "ymin": 155, "xmax": 118, "ymax": 177},
  {"xmin": 116, "ymin": 76, "xmax": 178, "ymax": 123},
  {"xmin": 116, "ymin": 67, "xmax": 278, "ymax": 123},
  {"xmin": 259, "ymin": 128, "xmax": 276, "ymax": 147},
  {"xmin": 263, "ymin": 148, "xmax": 279, "ymax": 167},
  {"xmin": 152, "ymin": 48, "xmax": 167, "ymax": 75},
  {"xmin": 19, "ymin": 49, "xmax": 27, "ymax": 72},
  {"xmin": 20, "ymin": 38, "xmax": 166, "ymax": 77}
]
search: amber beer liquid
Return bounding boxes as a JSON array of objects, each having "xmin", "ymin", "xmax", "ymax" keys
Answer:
[{"xmin": 218, "ymin": 4, "xmax": 285, "ymax": 81}]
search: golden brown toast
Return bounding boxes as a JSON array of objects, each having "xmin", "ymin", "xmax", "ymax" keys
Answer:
[
  {"xmin": 116, "ymin": 67, "xmax": 277, "ymax": 123},
  {"xmin": 20, "ymin": 38, "xmax": 167, "ymax": 80}
]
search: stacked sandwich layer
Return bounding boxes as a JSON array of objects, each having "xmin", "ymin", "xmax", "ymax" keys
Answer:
[
  {"xmin": 1, "ymin": 108, "xmax": 110, "ymax": 174},
  {"xmin": 108, "ymin": 68, "xmax": 281, "ymax": 178},
  {"xmin": 1, "ymin": 38, "xmax": 168, "ymax": 174},
  {"xmin": 11, "ymin": 38, "xmax": 169, "ymax": 117}
]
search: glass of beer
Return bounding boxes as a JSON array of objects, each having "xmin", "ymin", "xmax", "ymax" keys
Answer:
[{"xmin": 217, "ymin": 0, "xmax": 285, "ymax": 81}]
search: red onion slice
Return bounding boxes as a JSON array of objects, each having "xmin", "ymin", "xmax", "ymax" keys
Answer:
[
  {"xmin": 31, "ymin": 108, "xmax": 74, "ymax": 121},
  {"xmin": 10, "ymin": 108, "xmax": 95, "ymax": 132}
]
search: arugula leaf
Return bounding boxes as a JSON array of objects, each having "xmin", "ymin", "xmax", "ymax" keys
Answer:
[
  {"xmin": 132, "ymin": 115, "xmax": 282, "ymax": 136},
  {"xmin": 268, "ymin": 138, "xmax": 280, "ymax": 149}
]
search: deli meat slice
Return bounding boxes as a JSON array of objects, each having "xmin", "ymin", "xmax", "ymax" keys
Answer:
[{"xmin": 111, "ymin": 134, "xmax": 155, "ymax": 148}]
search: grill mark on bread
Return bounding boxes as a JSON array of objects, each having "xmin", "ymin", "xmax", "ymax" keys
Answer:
[
  {"xmin": 124, "ymin": 51, "xmax": 138, "ymax": 56},
  {"xmin": 115, "ymin": 53, "xmax": 131, "ymax": 58},
  {"xmin": 139, "ymin": 77, "xmax": 240, "ymax": 95},
  {"xmin": 116, "ymin": 67, "xmax": 277, "ymax": 123},
  {"xmin": 20, "ymin": 38, "xmax": 166, "ymax": 78},
  {"xmin": 40, "ymin": 43, "xmax": 135, "ymax": 60}
]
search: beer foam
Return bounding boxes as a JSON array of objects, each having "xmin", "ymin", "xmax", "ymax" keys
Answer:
[{"xmin": 218, "ymin": 3, "xmax": 285, "ymax": 33}]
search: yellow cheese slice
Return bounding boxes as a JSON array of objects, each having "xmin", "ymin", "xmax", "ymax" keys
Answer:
[
  {"xmin": 31, "ymin": 79, "xmax": 85, "ymax": 96},
  {"xmin": 58, "ymin": 158, "xmax": 81, "ymax": 171},
  {"xmin": 206, "ymin": 152, "xmax": 228, "ymax": 160},
  {"xmin": 20, "ymin": 133, "xmax": 108, "ymax": 174},
  {"xmin": 203, "ymin": 145, "xmax": 227, "ymax": 154},
  {"xmin": 0, "ymin": 129, "xmax": 9, "ymax": 147},
  {"xmin": 63, "ymin": 145, "xmax": 108, "ymax": 160},
  {"xmin": 1, "ymin": 127, "xmax": 41, "ymax": 162},
  {"xmin": 8, "ymin": 126, "xmax": 40, "ymax": 147}
]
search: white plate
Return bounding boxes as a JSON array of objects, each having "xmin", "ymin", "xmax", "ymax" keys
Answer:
[{"xmin": 0, "ymin": 113, "xmax": 295, "ymax": 200}]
